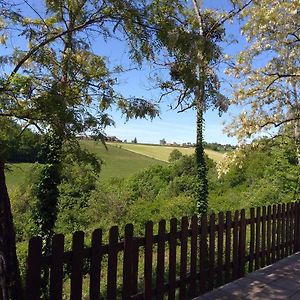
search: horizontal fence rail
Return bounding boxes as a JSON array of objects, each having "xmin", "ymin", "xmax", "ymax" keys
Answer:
[{"xmin": 25, "ymin": 202, "xmax": 300, "ymax": 299}]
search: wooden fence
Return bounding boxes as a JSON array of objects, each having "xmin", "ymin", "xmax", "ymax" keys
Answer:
[{"xmin": 25, "ymin": 202, "xmax": 300, "ymax": 299}]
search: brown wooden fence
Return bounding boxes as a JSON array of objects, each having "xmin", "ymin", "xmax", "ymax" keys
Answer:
[{"xmin": 25, "ymin": 202, "xmax": 300, "ymax": 299}]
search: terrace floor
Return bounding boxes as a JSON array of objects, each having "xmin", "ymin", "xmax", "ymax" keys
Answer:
[{"xmin": 194, "ymin": 252, "xmax": 300, "ymax": 300}]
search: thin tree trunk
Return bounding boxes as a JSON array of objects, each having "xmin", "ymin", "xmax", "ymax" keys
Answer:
[
  {"xmin": 195, "ymin": 97, "xmax": 208, "ymax": 215},
  {"xmin": 0, "ymin": 161, "xmax": 23, "ymax": 300}
]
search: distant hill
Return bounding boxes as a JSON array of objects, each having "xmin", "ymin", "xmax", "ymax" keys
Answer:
[{"xmin": 109, "ymin": 142, "xmax": 225, "ymax": 162}]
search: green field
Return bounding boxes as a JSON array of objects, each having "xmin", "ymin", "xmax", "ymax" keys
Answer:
[
  {"xmin": 5, "ymin": 141, "xmax": 224, "ymax": 192},
  {"xmin": 5, "ymin": 141, "xmax": 166, "ymax": 191},
  {"xmin": 80, "ymin": 140, "xmax": 166, "ymax": 178},
  {"xmin": 109, "ymin": 142, "xmax": 225, "ymax": 162},
  {"xmin": 5, "ymin": 163, "xmax": 35, "ymax": 191}
]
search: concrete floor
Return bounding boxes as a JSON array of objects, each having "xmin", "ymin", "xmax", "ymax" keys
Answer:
[{"xmin": 194, "ymin": 253, "xmax": 300, "ymax": 300}]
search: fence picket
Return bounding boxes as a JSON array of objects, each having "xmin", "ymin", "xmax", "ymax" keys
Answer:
[
  {"xmin": 225, "ymin": 211, "xmax": 232, "ymax": 283},
  {"xmin": 189, "ymin": 215, "xmax": 198, "ymax": 298},
  {"xmin": 199, "ymin": 213, "xmax": 208, "ymax": 293},
  {"xmin": 261, "ymin": 207, "xmax": 266, "ymax": 268},
  {"xmin": 179, "ymin": 216, "xmax": 188, "ymax": 300},
  {"xmin": 238, "ymin": 209, "xmax": 246, "ymax": 278},
  {"xmin": 217, "ymin": 212, "xmax": 224, "ymax": 286},
  {"xmin": 70, "ymin": 231, "xmax": 84, "ymax": 300},
  {"xmin": 168, "ymin": 218, "xmax": 177, "ymax": 300},
  {"xmin": 156, "ymin": 220, "xmax": 166, "ymax": 300},
  {"xmin": 25, "ymin": 237, "xmax": 42, "ymax": 300},
  {"xmin": 248, "ymin": 208, "xmax": 255, "ymax": 273},
  {"xmin": 208, "ymin": 213, "xmax": 216, "ymax": 291},
  {"xmin": 255, "ymin": 207, "xmax": 261, "ymax": 270},
  {"xmin": 232, "ymin": 211, "xmax": 239, "ymax": 279},
  {"xmin": 271, "ymin": 205, "xmax": 277, "ymax": 263},
  {"xmin": 107, "ymin": 226, "xmax": 119, "ymax": 299},
  {"xmin": 276, "ymin": 204, "xmax": 281, "ymax": 260},
  {"xmin": 50, "ymin": 234, "xmax": 64, "ymax": 300},
  {"xmin": 123, "ymin": 224, "xmax": 133, "ymax": 300},
  {"xmin": 281, "ymin": 204, "xmax": 286, "ymax": 259},
  {"xmin": 144, "ymin": 221, "xmax": 154, "ymax": 300},
  {"xmin": 90, "ymin": 229, "xmax": 102, "ymax": 300},
  {"xmin": 266, "ymin": 206, "xmax": 271, "ymax": 265}
]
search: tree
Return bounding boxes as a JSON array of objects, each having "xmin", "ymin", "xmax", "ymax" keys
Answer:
[
  {"xmin": 0, "ymin": 1, "xmax": 160, "ymax": 297},
  {"xmin": 160, "ymin": 138, "xmax": 166, "ymax": 145},
  {"xmin": 132, "ymin": 137, "xmax": 138, "ymax": 144},
  {"xmin": 224, "ymin": 0, "xmax": 300, "ymax": 166},
  {"xmin": 151, "ymin": 0, "xmax": 248, "ymax": 214},
  {"xmin": 169, "ymin": 149, "xmax": 183, "ymax": 162}
]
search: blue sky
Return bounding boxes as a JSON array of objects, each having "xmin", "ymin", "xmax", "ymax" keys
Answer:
[
  {"xmin": 100, "ymin": 0, "xmax": 248, "ymax": 145},
  {"xmin": 1, "ymin": 0, "xmax": 248, "ymax": 145}
]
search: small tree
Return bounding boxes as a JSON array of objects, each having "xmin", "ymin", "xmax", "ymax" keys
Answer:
[
  {"xmin": 168, "ymin": 149, "xmax": 183, "ymax": 162},
  {"xmin": 160, "ymin": 138, "xmax": 167, "ymax": 145},
  {"xmin": 132, "ymin": 137, "xmax": 138, "ymax": 144}
]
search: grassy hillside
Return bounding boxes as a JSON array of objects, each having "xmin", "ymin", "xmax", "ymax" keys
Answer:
[
  {"xmin": 5, "ymin": 163, "xmax": 34, "ymax": 191},
  {"xmin": 109, "ymin": 143, "xmax": 225, "ymax": 162},
  {"xmin": 5, "ymin": 141, "xmax": 223, "ymax": 192},
  {"xmin": 80, "ymin": 140, "xmax": 166, "ymax": 178},
  {"xmin": 6, "ymin": 142, "xmax": 165, "ymax": 191}
]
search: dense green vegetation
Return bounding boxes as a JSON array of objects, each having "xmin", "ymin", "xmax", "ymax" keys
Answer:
[{"xmin": 10, "ymin": 137, "xmax": 299, "ymax": 243}]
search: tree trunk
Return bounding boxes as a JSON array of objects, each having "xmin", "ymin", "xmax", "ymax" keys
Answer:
[
  {"xmin": 0, "ymin": 161, "xmax": 23, "ymax": 300},
  {"xmin": 295, "ymin": 119, "xmax": 300, "ymax": 167},
  {"xmin": 195, "ymin": 100, "xmax": 208, "ymax": 216}
]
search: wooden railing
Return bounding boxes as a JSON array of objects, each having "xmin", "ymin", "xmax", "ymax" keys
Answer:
[{"xmin": 25, "ymin": 202, "xmax": 300, "ymax": 299}]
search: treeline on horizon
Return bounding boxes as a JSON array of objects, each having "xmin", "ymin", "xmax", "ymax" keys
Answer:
[{"xmin": 1, "ymin": 120, "xmax": 234, "ymax": 165}]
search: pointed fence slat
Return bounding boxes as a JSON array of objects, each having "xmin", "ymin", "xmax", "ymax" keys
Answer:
[
  {"xmin": 107, "ymin": 226, "xmax": 119, "ymax": 299},
  {"xmin": 271, "ymin": 205, "xmax": 277, "ymax": 263},
  {"xmin": 261, "ymin": 207, "xmax": 267, "ymax": 268},
  {"xmin": 217, "ymin": 212, "xmax": 224, "ymax": 286},
  {"xmin": 179, "ymin": 216, "xmax": 188, "ymax": 300},
  {"xmin": 70, "ymin": 231, "xmax": 85, "ymax": 300},
  {"xmin": 208, "ymin": 213, "xmax": 216, "ymax": 291},
  {"xmin": 189, "ymin": 215, "xmax": 198, "ymax": 298},
  {"xmin": 266, "ymin": 206, "xmax": 272, "ymax": 265},
  {"xmin": 199, "ymin": 213, "xmax": 208, "ymax": 293},
  {"xmin": 276, "ymin": 204, "xmax": 281, "ymax": 260},
  {"xmin": 25, "ymin": 236, "xmax": 42, "ymax": 300},
  {"xmin": 281, "ymin": 204, "xmax": 286, "ymax": 259},
  {"xmin": 248, "ymin": 208, "xmax": 255, "ymax": 273},
  {"xmin": 255, "ymin": 207, "xmax": 261, "ymax": 270},
  {"xmin": 90, "ymin": 229, "xmax": 102, "ymax": 300},
  {"xmin": 168, "ymin": 218, "xmax": 177, "ymax": 300},
  {"xmin": 144, "ymin": 221, "xmax": 153, "ymax": 300},
  {"xmin": 156, "ymin": 220, "xmax": 166, "ymax": 300},
  {"xmin": 232, "ymin": 211, "xmax": 239, "ymax": 279},
  {"xmin": 50, "ymin": 234, "xmax": 64, "ymax": 300},
  {"xmin": 238, "ymin": 209, "xmax": 246, "ymax": 278},
  {"xmin": 225, "ymin": 211, "xmax": 232, "ymax": 283},
  {"xmin": 123, "ymin": 224, "xmax": 133, "ymax": 300}
]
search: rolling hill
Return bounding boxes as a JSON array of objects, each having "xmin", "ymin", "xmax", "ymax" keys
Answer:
[{"xmin": 109, "ymin": 142, "xmax": 225, "ymax": 162}]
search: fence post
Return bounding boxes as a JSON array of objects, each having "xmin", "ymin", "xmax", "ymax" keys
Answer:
[
  {"xmin": 50, "ymin": 234, "xmax": 65, "ymax": 300},
  {"xmin": 90, "ymin": 229, "xmax": 102, "ymax": 300},
  {"xmin": 25, "ymin": 237, "xmax": 42, "ymax": 300},
  {"xmin": 238, "ymin": 209, "xmax": 246, "ymax": 278},
  {"xmin": 199, "ymin": 213, "xmax": 208, "ymax": 293},
  {"xmin": 123, "ymin": 224, "xmax": 134, "ymax": 300}
]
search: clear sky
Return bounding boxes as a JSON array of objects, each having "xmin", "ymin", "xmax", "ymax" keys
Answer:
[
  {"xmin": 95, "ymin": 0, "xmax": 248, "ymax": 145},
  {"xmin": 1, "ymin": 0, "xmax": 248, "ymax": 145}
]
